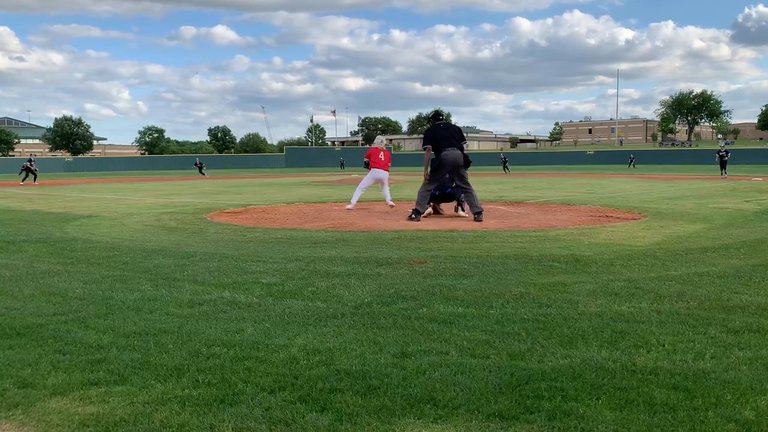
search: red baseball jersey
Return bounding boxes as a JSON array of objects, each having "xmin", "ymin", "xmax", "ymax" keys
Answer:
[{"xmin": 365, "ymin": 147, "xmax": 391, "ymax": 171}]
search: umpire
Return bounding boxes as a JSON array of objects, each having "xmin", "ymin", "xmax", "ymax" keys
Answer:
[{"xmin": 408, "ymin": 110, "xmax": 483, "ymax": 222}]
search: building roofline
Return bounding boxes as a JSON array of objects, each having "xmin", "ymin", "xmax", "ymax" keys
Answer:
[{"xmin": 0, "ymin": 116, "xmax": 46, "ymax": 128}]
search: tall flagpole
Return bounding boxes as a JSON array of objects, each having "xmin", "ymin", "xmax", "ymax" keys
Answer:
[
  {"xmin": 333, "ymin": 107, "xmax": 338, "ymax": 138},
  {"xmin": 615, "ymin": 68, "xmax": 620, "ymax": 146},
  {"xmin": 345, "ymin": 107, "xmax": 349, "ymax": 136}
]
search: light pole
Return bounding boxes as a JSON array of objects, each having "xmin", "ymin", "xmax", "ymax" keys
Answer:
[
  {"xmin": 26, "ymin": 110, "xmax": 31, "ymax": 123},
  {"xmin": 615, "ymin": 68, "xmax": 620, "ymax": 146}
]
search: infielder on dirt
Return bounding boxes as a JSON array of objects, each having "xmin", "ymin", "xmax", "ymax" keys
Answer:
[
  {"xmin": 18, "ymin": 160, "xmax": 38, "ymax": 185},
  {"xmin": 715, "ymin": 143, "xmax": 731, "ymax": 178},
  {"xmin": 345, "ymin": 136, "xmax": 396, "ymax": 210}
]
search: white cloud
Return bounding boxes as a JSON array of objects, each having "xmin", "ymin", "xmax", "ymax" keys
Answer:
[
  {"xmin": 43, "ymin": 24, "xmax": 134, "ymax": 40},
  {"xmin": 731, "ymin": 4, "xmax": 768, "ymax": 46},
  {"xmin": 0, "ymin": 0, "xmax": 592, "ymax": 15},
  {"xmin": 84, "ymin": 103, "xmax": 118, "ymax": 118},
  {"xmin": 1, "ymin": 7, "xmax": 766, "ymax": 143},
  {"xmin": 228, "ymin": 54, "xmax": 251, "ymax": 72},
  {"xmin": 166, "ymin": 24, "xmax": 254, "ymax": 46}
]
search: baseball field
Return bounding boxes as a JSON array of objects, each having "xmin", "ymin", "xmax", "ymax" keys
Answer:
[{"xmin": 1, "ymin": 164, "xmax": 768, "ymax": 431}]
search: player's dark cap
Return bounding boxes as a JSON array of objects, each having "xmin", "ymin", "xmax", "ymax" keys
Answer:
[{"xmin": 428, "ymin": 110, "xmax": 445, "ymax": 125}]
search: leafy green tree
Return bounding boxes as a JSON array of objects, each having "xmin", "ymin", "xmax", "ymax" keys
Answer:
[
  {"xmin": 352, "ymin": 116, "xmax": 403, "ymax": 145},
  {"xmin": 194, "ymin": 142, "xmax": 216, "ymax": 154},
  {"xmin": 657, "ymin": 111, "xmax": 678, "ymax": 139},
  {"xmin": 134, "ymin": 125, "xmax": 170, "ymax": 155},
  {"xmin": 406, "ymin": 109, "xmax": 453, "ymax": 135},
  {"xmin": 276, "ymin": 137, "xmax": 308, "ymax": 153},
  {"xmin": 42, "ymin": 115, "xmax": 95, "ymax": 156},
  {"xmin": 712, "ymin": 117, "xmax": 731, "ymax": 139},
  {"xmin": 730, "ymin": 127, "xmax": 741, "ymax": 141},
  {"xmin": 167, "ymin": 139, "xmax": 210, "ymax": 154},
  {"xmin": 207, "ymin": 125, "xmax": 237, "ymax": 154},
  {"xmin": 508, "ymin": 136, "xmax": 520, "ymax": 148},
  {"xmin": 655, "ymin": 89, "xmax": 731, "ymax": 142},
  {"xmin": 305, "ymin": 124, "xmax": 328, "ymax": 146},
  {"xmin": 158, "ymin": 141, "xmax": 182, "ymax": 154},
  {"xmin": 757, "ymin": 104, "xmax": 768, "ymax": 131},
  {"xmin": 650, "ymin": 131, "xmax": 658, "ymax": 143},
  {"xmin": 0, "ymin": 128, "xmax": 20, "ymax": 156},
  {"xmin": 236, "ymin": 132, "xmax": 272, "ymax": 153},
  {"xmin": 548, "ymin": 121, "xmax": 563, "ymax": 142}
]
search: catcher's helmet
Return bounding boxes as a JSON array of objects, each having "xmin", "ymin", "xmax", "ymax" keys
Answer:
[{"xmin": 428, "ymin": 109, "xmax": 446, "ymax": 125}]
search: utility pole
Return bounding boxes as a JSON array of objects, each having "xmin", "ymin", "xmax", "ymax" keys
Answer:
[{"xmin": 261, "ymin": 105, "xmax": 274, "ymax": 145}]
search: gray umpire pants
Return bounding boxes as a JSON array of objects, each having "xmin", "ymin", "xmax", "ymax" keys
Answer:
[{"xmin": 414, "ymin": 148, "xmax": 482, "ymax": 215}]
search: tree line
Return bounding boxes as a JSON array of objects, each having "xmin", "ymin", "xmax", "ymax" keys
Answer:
[
  {"xmin": 548, "ymin": 90, "xmax": 768, "ymax": 144},
  {"xmin": 5, "ymin": 96, "xmax": 768, "ymax": 157},
  {"xmin": 0, "ymin": 108, "xmax": 457, "ymax": 156}
]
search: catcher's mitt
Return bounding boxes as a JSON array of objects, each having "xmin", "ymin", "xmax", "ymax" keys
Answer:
[{"xmin": 363, "ymin": 160, "xmax": 370, "ymax": 170}]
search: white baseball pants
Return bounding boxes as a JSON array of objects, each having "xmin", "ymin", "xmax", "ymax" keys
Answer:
[{"xmin": 349, "ymin": 168, "xmax": 392, "ymax": 205}]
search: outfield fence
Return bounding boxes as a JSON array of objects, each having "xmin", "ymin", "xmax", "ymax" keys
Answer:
[{"xmin": 1, "ymin": 147, "xmax": 766, "ymax": 174}]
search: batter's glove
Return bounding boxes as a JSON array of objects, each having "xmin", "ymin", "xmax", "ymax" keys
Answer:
[{"xmin": 363, "ymin": 160, "xmax": 370, "ymax": 170}]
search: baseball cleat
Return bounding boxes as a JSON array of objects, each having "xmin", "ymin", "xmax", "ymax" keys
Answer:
[
  {"xmin": 345, "ymin": 204, "xmax": 355, "ymax": 210},
  {"xmin": 407, "ymin": 209, "xmax": 422, "ymax": 222},
  {"xmin": 387, "ymin": 201, "xmax": 396, "ymax": 208},
  {"xmin": 422, "ymin": 207, "xmax": 433, "ymax": 218},
  {"xmin": 473, "ymin": 212, "xmax": 484, "ymax": 222},
  {"xmin": 457, "ymin": 210, "xmax": 469, "ymax": 217}
]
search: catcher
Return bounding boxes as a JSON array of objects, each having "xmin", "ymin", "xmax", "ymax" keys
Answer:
[{"xmin": 422, "ymin": 158, "xmax": 468, "ymax": 218}]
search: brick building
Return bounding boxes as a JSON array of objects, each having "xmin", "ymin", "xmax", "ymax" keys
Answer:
[
  {"xmin": 561, "ymin": 118, "xmax": 717, "ymax": 145},
  {"xmin": 730, "ymin": 122, "xmax": 768, "ymax": 142}
]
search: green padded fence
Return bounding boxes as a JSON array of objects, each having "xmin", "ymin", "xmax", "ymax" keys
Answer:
[{"xmin": 2, "ymin": 146, "xmax": 766, "ymax": 174}]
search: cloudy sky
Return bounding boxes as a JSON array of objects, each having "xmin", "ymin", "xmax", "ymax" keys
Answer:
[{"xmin": 1, "ymin": 0, "xmax": 767, "ymax": 144}]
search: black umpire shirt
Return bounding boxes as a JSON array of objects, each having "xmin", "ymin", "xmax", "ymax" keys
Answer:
[{"xmin": 423, "ymin": 122, "xmax": 466, "ymax": 156}]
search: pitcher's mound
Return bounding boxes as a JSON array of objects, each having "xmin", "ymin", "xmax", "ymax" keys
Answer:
[{"xmin": 207, "ymin": 202, "xmax": 643, "ymax": 231}]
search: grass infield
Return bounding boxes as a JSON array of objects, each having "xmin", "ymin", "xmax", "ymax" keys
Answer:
[{"xmin": 1, "ymin": 165, "xmax": 768, "ymax": 431}]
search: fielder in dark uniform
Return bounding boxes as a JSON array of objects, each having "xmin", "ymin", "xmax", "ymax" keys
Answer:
[
  {"xmin": 628, "ymin": 154, "xmax": 636, "ymax": 168},
  {"xmin": 339, "ymin": 157, "xmax": 345, "ymax": 170},
  {"xmin": 193, "ymin": 158, "xmax": 206, "ymax": 176},
  {"xmin": 408, "ymin": 110, "xmax": 483, "ymax": 222},
  {"xmin": 715, "ymin": 144, "xmax": 730, "ymax": 178},
  {"xmin": 422, "ymin": 173, "xmax": 468, "ymax": 218},
  {"xmin": 19, "ymin": 160, "xmax": 38, "ymax": 185},
  {"xmin": 500, "ymin": 153, "xmax": 510, "ymax": 173}
]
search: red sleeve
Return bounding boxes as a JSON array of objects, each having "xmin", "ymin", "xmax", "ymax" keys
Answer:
[{"xmin": 364, "ymin": 147, "xmax": 374, "ymax": 160}]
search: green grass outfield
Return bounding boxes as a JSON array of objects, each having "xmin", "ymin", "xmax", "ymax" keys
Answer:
[{"xmin": 2, "ymin": 166, "xmax": 768, "ymax": 431}]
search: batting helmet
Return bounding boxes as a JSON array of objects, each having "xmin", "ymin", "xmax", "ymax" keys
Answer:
[{"xmin": 373, "ymin": 135, "xmax": 387, "ymax": 147}]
